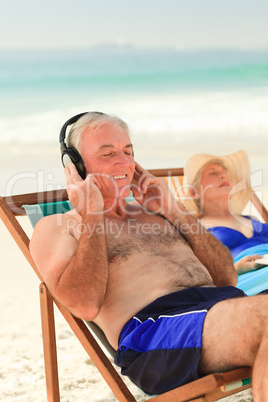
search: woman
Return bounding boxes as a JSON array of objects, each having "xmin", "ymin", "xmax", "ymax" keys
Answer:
[{"xmin": 183, "ymin": 150, "xmax": 268, "ymax": 295}]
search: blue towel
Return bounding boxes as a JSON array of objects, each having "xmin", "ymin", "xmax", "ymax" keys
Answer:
[{"xmin": 234, "ymin": 244, "xmax": 268, "ymax": 296}]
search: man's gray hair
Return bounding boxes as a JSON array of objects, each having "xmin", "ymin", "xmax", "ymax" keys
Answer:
[{"xmin": 66, "ymin": 112, "xmax": 131, "ymax": 153}]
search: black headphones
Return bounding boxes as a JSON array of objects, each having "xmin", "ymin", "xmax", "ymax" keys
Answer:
[{"xmin": 59, "ymin": 112, "xmax": 99, "ymax": 179}]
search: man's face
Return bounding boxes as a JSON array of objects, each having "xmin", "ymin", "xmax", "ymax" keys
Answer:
[{"xmin": 80, "ymin": 121, "xmax": 135, "ymax": 199}]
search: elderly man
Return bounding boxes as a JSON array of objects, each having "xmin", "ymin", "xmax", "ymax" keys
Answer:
[{"xmin": 30, "ymin": 112, "xmax": 268, "ymax": 399}]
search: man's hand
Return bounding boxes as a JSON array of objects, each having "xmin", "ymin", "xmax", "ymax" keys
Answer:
[
  {"xmin": 65, "ymin": 163, "xmax": 104, "ymax": 216},
  {"xmin": 131, "ymin": 162, "xmax": 179, "ymax": 217}
]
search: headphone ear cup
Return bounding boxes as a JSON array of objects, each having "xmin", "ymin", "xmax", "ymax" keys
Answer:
[{"xmin": 61, "ymin": 147, "xmax": 86, "ymax": 179}]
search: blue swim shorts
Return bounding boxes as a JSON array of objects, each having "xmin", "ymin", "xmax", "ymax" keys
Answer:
[{"xmin": 114, "ymin": 286, "xmax": 245, "ymax": 395}]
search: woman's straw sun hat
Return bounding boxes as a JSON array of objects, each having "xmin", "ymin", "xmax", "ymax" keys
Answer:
[{"xmin": 183, "ymin": 150, "xmax": 251, "ymax": 217}]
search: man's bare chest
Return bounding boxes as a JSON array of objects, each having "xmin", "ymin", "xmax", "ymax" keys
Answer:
[{"xmin": 104, "ymin": 214, "xmax": 186, "ymax": 261}]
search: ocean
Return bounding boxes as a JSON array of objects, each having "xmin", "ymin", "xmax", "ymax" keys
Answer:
[{"xmin": 0, "ymin": 46, "xmax": 268, "ymax": 194}]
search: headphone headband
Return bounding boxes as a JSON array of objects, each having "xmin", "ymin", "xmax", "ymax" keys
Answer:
[{"xmin": 59, "ymin": 112, "xmax": 89, "ymax": 152}]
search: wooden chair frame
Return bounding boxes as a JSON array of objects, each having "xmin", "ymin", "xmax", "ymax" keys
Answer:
[{"xmin": 2, "ymin": 167, "xmax": 265, "ymax": 401}]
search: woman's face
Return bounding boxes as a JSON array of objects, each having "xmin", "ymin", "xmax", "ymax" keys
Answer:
[{"xmin": 197, "ymin": 163, "xmax": 233, "ymax": 203}]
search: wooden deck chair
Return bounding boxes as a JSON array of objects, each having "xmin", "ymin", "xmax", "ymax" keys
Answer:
[{"xmin": 3, "ymin": 166, "xmax": 266, "ymax": 402}]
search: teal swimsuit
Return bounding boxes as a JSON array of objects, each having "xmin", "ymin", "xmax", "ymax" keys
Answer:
[{"xmin": 208, "ymin": 217, "xmax": 268, "ymax": 296}]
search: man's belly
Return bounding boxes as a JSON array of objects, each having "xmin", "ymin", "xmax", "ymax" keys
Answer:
[{"xmin": 94, "ymin": 251, "xmax": 213, "ymax": 349}]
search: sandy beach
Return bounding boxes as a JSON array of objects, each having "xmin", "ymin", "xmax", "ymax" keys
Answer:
[
  {"xmin": 0, "ymin": 215, "xmax": 254, "ymax": 402},
  {"xmin": 1, "ymin": 147, "xmax": 267, "ymax": 401}
]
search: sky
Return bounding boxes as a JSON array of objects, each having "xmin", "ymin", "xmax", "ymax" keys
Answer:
[{"xmin": 1, "ymin": 0, "xmax": 268, "ymax": 51}]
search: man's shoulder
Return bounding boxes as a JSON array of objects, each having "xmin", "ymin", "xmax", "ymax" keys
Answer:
[
  {"xmin": 33, "ymin": 210, "xmax": 79, "ymax": 234},
  {"xmin": 30, "ymin": 211, "xmax": 79, "ymax": 254}
]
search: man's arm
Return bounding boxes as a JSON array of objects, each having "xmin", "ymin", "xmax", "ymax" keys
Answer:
[
  {"xmin": 132, "ymin": 162, "xmax": 237, "ymax": 287},
  {"xmin": 30, "ymin": 164, "xmax": 109, "ymax": 321},
  {"xmin": 166, "ymin": 204, "xmax": 237, "ymax": 286}
]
